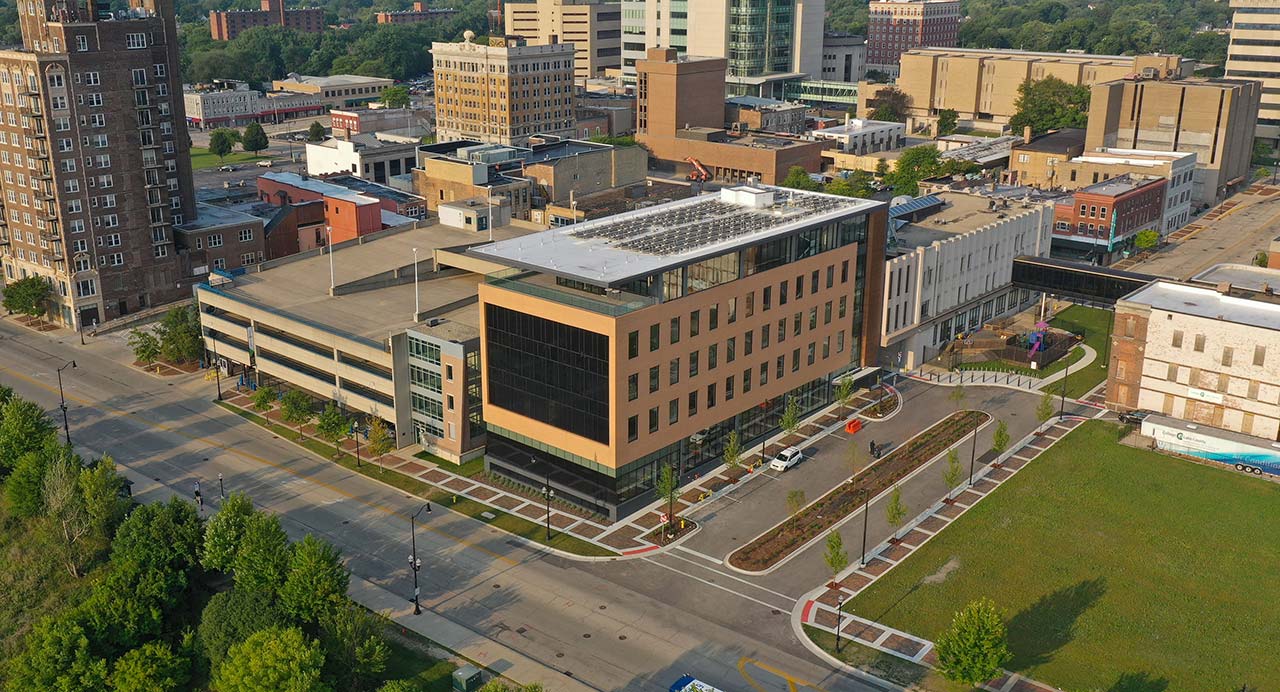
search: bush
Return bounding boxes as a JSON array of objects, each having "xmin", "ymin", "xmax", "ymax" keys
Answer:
[
  {"xmin": 212, "ymin": 626, "xmax": 329, "ymax": 692},
  {"xmin": 197, "ymin": 588, "xmax": 289, "ymax": 669}
]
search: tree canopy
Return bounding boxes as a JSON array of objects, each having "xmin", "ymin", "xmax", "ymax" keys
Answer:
[
  {"xmin": 1008, "ymin": 76, "xmax": 1091, "ymax": 136},
  {"xmin": 934, "ymin": 598, "xmax": 1012, "ymax": 685},
  {"xmin": 242, "ymin": 122, "xmax": 270, "ymax": 154},
  {"xmin": 212, "ymin": 626, "xmax": 331, "ymax": 692},
  {"xmin": 1, "ymin": 274, "xmax": 52, "ymax": 321}
]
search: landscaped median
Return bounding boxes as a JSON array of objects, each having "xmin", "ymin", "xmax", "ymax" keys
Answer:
[
  {"xmin": 217, "ymin": 402, "xmax": 618, "ymax": 558},
  {"xmin": 728, "ymin": 410, "xmax": 990, "ymax": 572}
]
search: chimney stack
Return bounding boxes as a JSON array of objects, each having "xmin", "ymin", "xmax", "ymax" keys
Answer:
[{"xmin": 1022, "ymin": 125, "xmax": 1032, "ymax": 145}]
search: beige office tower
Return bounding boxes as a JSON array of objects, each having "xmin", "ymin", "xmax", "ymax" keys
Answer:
[
  {"xmin": 1086, "ymin": 77, "xmax": 1262, "ymax": 205},
  {"xmin": 1225, "ymin": 0, "xmax": 1280, "ymax": 151},
  {"xmin": 431, "ymin": 35, "xmax": 577, "ymax": 147},
  {"xmin": 504, "ymin": 0, "xmax": 622, "ymax": 80}
]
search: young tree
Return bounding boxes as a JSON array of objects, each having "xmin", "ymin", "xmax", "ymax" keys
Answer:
[
  {"xmin": 202, "ymin": 491, "xmax": 256, "ymax": 571},
  {"xmin": 128, "ymin": 327, "xmax": 161, "ymax": 365},
  {"xmin": 208, "ymin": 128, "xmax": 239, "ymax": 162},
  {"xmin": 834, "ymin": 376, "xmax": 855, "ymax": 410},
  {"xmin": 654, "ymin": 464, "xmax": 679, "ymax": 532},
  {"xmin": 109, "ymin": 497, "xmax": 204, "ymax": 575},
  {"xmin": 936, "ymin": 108, "xmax": 959, "ymax": 136},
  {"xmin": 1008, "ymin": 76, "xmax": 1090, "ymax": 136},
  {"xmin": 366, "ymin": 417, "xmax": 394, "ymax": 459},
  {"xmin": 1134, "ymin": 229, "xmax": 1160, "ymax": 251},
  {"xmin": 1, "ymin": 274, "xmax": 52, "ymax": 322},
  {"xmin": 4, "ymin": 615, "xmax": 109, "ymax": 692},
  {"xmin": 786, "ymin": 488, "xmax": 807, "ymax": 519},
  {"xmin": 280, "ymin": 389, "xmax": 314, "ymax": 437},
  {"xmin": 780, "ymin": 165, "xmax": 822, "ymax": 192},
  {"xmin": 885, "ymin": 485, "xmax": 907, "ymax": 539},
  {"xmin": 948, "ymin": 383, "xmax": 967, "ymax": 413},
  {"xmin": 846, "ymin": 443, "xmax": 868, "ymax": 483},
  {"xmin": 319, "ymin": 600, "xmax": 391, "ymax": 692},
  {"xmin": 823, "ymin": 530, "xmax": 849, "ymax": 581},
  {"xmin": 0, "ymin": 396, "xmax": 56, "ymax": 472},
  {"xmin": 780, "ymin": 396, "xmax": 802, "ymax": 438},
  {"xmin": 280, "ymin": 534, "xmax": 350, "ymax": 623},
  {"xmin": 241, "ymin": 122, "xmax": 269, "ymax": 154},
  {"xmin": 252, "ymin": 385, "xmax": 278, "ymax": 412},
  {"xmin": 155, "ymin": 305, "xmax": 203, "ymax": 364},
  {"xmin": 722, "ymin": 430, "xmax": 741, "ymax": 470},
  {"xmin": 943, "ymin": 448, "xmax": 964, "ymax": 501},
  {"xmin": 109, "ymin": 641, "xmax": 190, "ymax": 692},
  {"xmin": 6, "ymin": 439, "xmax": 62, "ymax": 517},
  {"xmin": 198, "ymin": 588, "xmax": 289, "ymax": 669},
  {"xmin": 991, "ymin": 420, "xmax": 1010, "ymax": 457},
  {"xmin": 884, "ymin": 145, "xmax": 944, "ymax": 196},
  {"xmin": 934, "ymin": 598, "xmax": 1012, "ymax": 686},
  {"xmin": 307, "ymin": 121, "xmax": 327, "ymax": 142},
  {"xmin": 1035, "ymin": 389, "xmax": 1056, "ymax": 428},
  {"xmin": 212, "ymin": 626, "xmax": 330, "ymax": 692},
  {"xmin": 232, "ymin": 511, "xmax": 292, "ymax": 595},
  {"xmin": 315, "ymin": 401, "xmax": 350, "ymax": 456},
  {"xmin": 42, "ymin": 451, "xmax": 92, "ymax": 577},
  {"xmin": 1255, "ymin": 251, "xmax": 1271, "ymax": 268},
  {"xmin": 380, "ymin": 84, "xmax": 410, "ymax": 109},
  {"xmin": 79, "ymin": 454, "xmax": 130, "ymax": 537},
  {"xmin": 874, "ymin": 158, "xmax": 890, "ymax": 178}
]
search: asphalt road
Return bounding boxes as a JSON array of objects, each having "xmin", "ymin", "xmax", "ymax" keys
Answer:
[
  {"xmin": 1135, "ymin": 190, "xmax": 1280, "ymax": 280},
  {"xmin": 0, "ymin": 318, "xmax": 907, "ymax": 692}
]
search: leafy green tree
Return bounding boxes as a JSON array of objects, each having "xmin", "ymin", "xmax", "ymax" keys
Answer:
[
  {"xmin": 109, "ymin": 641, "xmax": 190, "ymax": 692},
  {"xmin": 1, "ymin": 274, "xmax": 52, "ymax": 322},
  {"xmin": 866, "ymin": 85, "xmax": 909, "ymax": 122},
  {"xmin": 943, "ymin": 448, "xmax": 964, "ymax": 501},
  {"xmin": 208, "ymin": 128, "xmax": 241, "ymax": 162},
  {"xmin": 936, "ymin": 108, "xmax": 959, "ymax": 136},
  {"xmin": 319, "ymin": 600, "xmax": 391, "ymax": 692},
  {"xmin": 377, "ymin": 681, "xmax": 418, "ymax": 692},
  {"xmin": 212, "ymin": 626, "xmax": 331, "ymax": 692},
  {"xmin": 991, "ymin": 420, "xmax": 1010, "ymax": 457},
  {"xmin": 722, "ymin": 430, "xmax": 741, "ymax": 470},
  {"xmin": 884, "ymin": 145, "xmax": 945, "ymax": 196},
  {"xmin": 253, "ymin": 385, "xmax": 279, "ymax": 412},
  {"xmin": 42, "ymin": 448, "xmax": 93, "ymax": 577},
  {"xmin": 308, "ymin": 121, "xmax": 327, "ymax": 142},
  {"xmin": 281, "ymin": 390, "xmax": 315, "ymax": 437},
  {"xmin": 233, "ymin": 511, "xmax": 292, "ymax": 595},
  {"xmin": 242, "ymin": 122, "xmax": 269, "ymax": 154},
  {"xmin": 786, "ymin": 488, "xmax": 806, "ymax": 518},
  {"xmin": 1255, "ymin": 251, "xmax": 1270, "ymax": 268},
  {"xmin": 381, "ymin": 84, "xmax": 410, "ymax": 109},
  {"xmin": 198, "ymin": 588, "xmax": 289, "ymax": 670},
  {"xmin": 1255, "ymin": 138, "xmax": 1275, "ymax": 163},
  {"xmin": 780, "ymin": 165, "xmax": 822, "ymax": 192},
  {"xmin": 1255, "ymin": 166, "xmax": 1272, "ymax": 180},
  {"xmin": 823, "ymin": 530, "xmax": 849, "ymax": 580},
  {"xmin": 156, "ymin": 304, "xmax": 204, "ymax": 364},
  {"xmin": 654, "ymin": 464, "xmax": 680, "ymax": 532},
  {"xmin": 780, "ymin": 396, "xmax": 802, "ymax": 437},
  {"xmin": 1008, "ymin": 76, "xmax": 1090, "ymax": 136},
  {"xmin": 6, "ymin": 439, "xmax": 63, "ymax": 517},
  {"xmin": 1036, "ymin": 390, "xmax": 1055, "ymax": 427},
  {"xmin": 366, "ymin": 418, "xmax": 394, "ymax": 459},
  {"xmin": 824, "ymin": 170, "xmax": 875, "ymax": 198},
  {"xmin": 874, "ymin": 158, "xmax": 890, "ymax": 178},
  {"xmin": 315, "ymin": 401, "xmax": 350, "ymax": 456},
  {"xmin": 1134, "ymin": 229, "xmax": 1160, "ymax": 250},
  {"xmin": 0, "ymin": 383, "xmax": 13, "ymax": 407},
  {"xmin": 109, "ymin": 498, "xmax": 203, "ymax": 574},
  {"xmin": 4, "ymin": 614, "xmax": 109, "ymax": 692},
  {"xmin": 934, "ymin": 598, "xmax": 1012, "ymax": 686},
  {"xmin": 128, "ymin": 327, "xmax": 162, "ymax": 365},
  {"xmin": 203, "ymin": 491, "xmax": 256, "ymax": 571},
  {"xmin": 281, "ymin": 534, "xmax": 349, "ymax": 623},
  {"xmin": 885, "ymin": 485, "xmax": 907, "ymax": 539},
  {"xmin": 834, "ymin": 376, "xmax": 855, "ymax": 409},
  {"xmin": 79, "ymin": 454, "xmax": 131, "ymax": 536}
]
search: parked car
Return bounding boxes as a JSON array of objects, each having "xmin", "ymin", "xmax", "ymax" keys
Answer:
[
  {"xmin": 1117, "ymin": 410, "xmax": 1152, "ymax": 425},
  {"xmin": 217, "ymin": 165, "xmax": 237, "ymax": 172},
  {"xmin": 256, "ymin": 160, "xmax": 273, "ymax": 167},
  {"xmin": 769, "ymin": 447, "xmax": 804, "ymax": 472}
]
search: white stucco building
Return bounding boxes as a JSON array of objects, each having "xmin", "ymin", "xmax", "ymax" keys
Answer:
[
  {"xmin": 305, "ymin": 133, "xmax": 421, "ymax": 184},
  {"xmin": 880, "ymin": 191, "xmax": 1054, "ymax": 369},
  {"xmin": 809, "ymin": 118, "xmax": 906, "ymax": 155}
]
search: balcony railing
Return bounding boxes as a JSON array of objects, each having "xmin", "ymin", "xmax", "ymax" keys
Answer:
[{"xmin": 486, "ymin": 269, "xmax": 654, "ymax": 316}]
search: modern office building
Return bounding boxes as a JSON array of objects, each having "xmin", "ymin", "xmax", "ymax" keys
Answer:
[
  {"xmin": 209, "ymin": 0, "xmax": 324, "ymax": 40},
  {"xmin": 880, "ymin": 191, "xmax": 1052, "ymax": 369},
  {"xmin": 1085, "ymin": 77, "xmax": 1262, "ymax": 205},
  {"xmin": 1225, "ymin": 0, "xmax": 1280, "ymax": 152},
  {"xmin": 0, "ymin": 0, "xmax": 213, "ymax": 328},
  {"xmin": 270, "ymin": 74, "xmax": 395, "ymax": 110},
  {"xmin": 619, "ymin": 0, "xmax": 824, "ymax": 98},
  {"xmin": 871, "ymin": 49, "xmax": 1194, "ymax": 130},
  {"xmin": 866, "ymin": 0, "xmax": 960, "ymax": 77},
  {"xmin": 821, "ymin": 33, "xmax": 867, "ymax": 83},
  {"xmin": 1108, "ymin": 264, "xmax": 1280, "ymax": 440},
  {"xmin": 504, "ymin": 0, "xmax": 622, "ymax": 80},
  {"xmin": 431, "ymin": 35, "xmax": 577, "ymax": 147},
  {"xmin": 374, "ymin": 2, "xmax": 459, "ymax": 25},
  {"xmin": 466, "ymin": 185, "xmax": 887, "ymax": 518},
  {"xmin": 1051, "ymin": 175, "xmax": 1167, "ymax": 265}
]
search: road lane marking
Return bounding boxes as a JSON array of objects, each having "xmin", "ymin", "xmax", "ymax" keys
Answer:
[
  {"xmin": 738, "ymin": 657, "xmax": 827, "ymax": 692},
  {"xmin": 673, "ymin": 545, "xmax": 724, "ymax": 566},
  {"xmin": 639, "ymin": 557, "xmax": 790, "ymax": 612},
  {"xmin": 661, "ymin": 551, "xmax": 797, "ymax": 604},
  {"xmin": 0, "ymin": 362, "xmax": 516, "ymax": 566}
]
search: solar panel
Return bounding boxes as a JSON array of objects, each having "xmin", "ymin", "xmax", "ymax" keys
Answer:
[{"xmin": 889, "ymin": 195, "xmax": 944, "ymax": 219}]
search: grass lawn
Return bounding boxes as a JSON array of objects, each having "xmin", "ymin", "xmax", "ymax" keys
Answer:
[
  {"xmin": 839, "ymin": 421, "xmax": 1280, "ymax": 691},
  {"xmin": 189, "ymin": 146, "xmax": 266, "ymax": 170},
  {"xmin": 219, "ymin": 403, "xmax": 616, "ymax": 557},
  {"xmin": 805, "ymin": 626, "xmax": 967, "ymax": 692},
  {"xmin": 1043, "ymin": 304, "xmax": 1112, "ymax": 398},
  {"xmin": 383, "ymin": 638, "xmax": 457, "ymax": 692},
  {"xmin": 956, "ymin": 344, "xmax": 1085, "ymax": 379}
]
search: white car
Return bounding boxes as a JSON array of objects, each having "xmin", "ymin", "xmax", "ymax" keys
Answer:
[
  {"xmin": 256, "ymin": 160, "xmax": 274, "ymax": 167},
  {"xmin": 769, "ymin": 447, "xmax": 803, "ymax": 472}
]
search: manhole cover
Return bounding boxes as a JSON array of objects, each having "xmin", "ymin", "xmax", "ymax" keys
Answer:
[
  {"xmin": 202, "ymin": 458, "xmax": 209, "ymax": 461},
  {"xmin": 341, "ymin": 520, "xmax": 349, "ymax": 525},
  {"xmin": 555, "ymin": 653, "xmax": 564, "ymax": 659},
  {"xmin": 618, "ymin": 635, "xmax": 627, "ymax": 641},
  {"xmin": 493, "ymin": 584, "xmax": 501, "ymax": 589},
  {"xmin": 771, "ymin": 609, "xmax": 782, "ymax": 615},
  {"xmin": 598, "ymin": 605, "xmax": 606, "ymax": 610},
  {"xmin": 582, "ymin": 633, "xmax": 591, "ymax": 639},
  {"xmin": 516, "ymin": 627, "xmax": 527, "ymax": 635}
]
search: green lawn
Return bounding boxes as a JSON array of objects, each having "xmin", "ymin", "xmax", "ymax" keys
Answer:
[
  {"xmin": 956, "ymin": 344, "xmax": 1084, "ymax": 379},
  {"xmin": 383, "ymin": 638, "xmax": 457, "ymax": 692},
  {"xmin": 189, "ymin": 147, "xmax": 267, "ymax": 170},
  {"xmin": 838, "ymin": 422, "xmax": 1280, "ymax": 691},
  {"xmin": 1043, "ymin": 304, "xmax": 1112, "ymax": 398}
]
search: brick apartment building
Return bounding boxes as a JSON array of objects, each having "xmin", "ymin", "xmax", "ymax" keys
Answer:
[
  {"xmin": 374, "ymin": 2, "xmax": 459, "ymax": 25},
  {"xmin": 210, "ymin": 0, "xmax": 324, "ymax": 41},
  {"xmin": 1052, "ymin": 175, "xmax": 1166, "ymax": 265},
  {"xmin": 866, "ymin": 0, "xmax": 960, "ymax": 76}
]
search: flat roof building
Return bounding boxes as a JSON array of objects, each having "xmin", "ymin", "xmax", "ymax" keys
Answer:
[
  {"xmin": 504, "ymin": 0, "xmax": 622, "ymax": 80},
  {"xmin": 467, "ymin": 185, "xmax": 887, "ymax": 517},
  {"xmin": 821, "ymin": 33, "xmax": 867, "ymax": 84},
  {"xmin": 374, "ymin": 2, "xmax": 459, "ymax": 24},
  {"xmin": 809, "ymin": 118, "xmax": 906, "ymax": 155},
  {"xmin": 725, "ymin": 96, "xmax": 809, "ymax": 135},
  {"xmin": 1052, "ymin": 175, "xmax": 1167, "ymax": 265},
  {"xmin": 866, "ymin": 0, "xmax": 960, "ymax": 77},
  {"xmin": 184, "ymin": 81, "xmax": 326, "ymax": 130},
  {"xmin": 271, "ymin": 74, "xmax": 395, "ymax": 110},
  {"xmin": 210, "ymin": 0, "xmax": 323, "ymax": 40},
  {"xmin": 1225, "ymin": 0, "xmax": 1280, "ymax": 151},
  {"xmin": 305, "ymin": 133, "xmax": 421, "ymax": 184}
]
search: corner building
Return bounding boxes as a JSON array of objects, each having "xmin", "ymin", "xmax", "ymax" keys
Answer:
[{"xmin": 469, "ymin": 186, "xmax": 886, "ymax": 518}]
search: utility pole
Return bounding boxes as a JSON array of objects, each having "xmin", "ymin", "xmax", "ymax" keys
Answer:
[
  {"xmin": 56, "ymin": 360, "xmax": 76, "ymax": 446},
  {"xmin": 408, "ymin": 503, "xmax": 431, "ymax": 614}
]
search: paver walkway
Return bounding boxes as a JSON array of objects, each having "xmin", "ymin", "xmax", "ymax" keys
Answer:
[{"xmin": 798, "ymin": 397, "xmax": 1107, "ymax": 691}]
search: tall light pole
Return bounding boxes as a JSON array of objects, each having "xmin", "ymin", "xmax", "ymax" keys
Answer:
[
  {"xmin": 541, "ymin": 478, "xmax": 554, "ymax": 541},
  {"xmin": 55, "ymin": 360, "xmax": 75, "ymax": 447},
  {"xmin": 210, "ymin": 332, "xmax": 223, "ymax": 401},
  {"xmin": 859, "ymin": 488, "xmax": 869, "ymax": 567},
  {"xmin": 409, "ymin": 502, "xmax": 431, "ymax": 615},
  {"xmin": 835, "ymin": 593, "xmax": 846, "ymax": 653},
  {"xmin": 412, "ymin": 247, "xmax": 420, "ymax": 320},
  {"xmin": 485, "ymin": 185, "xmax": 494, "ymax": 242},
  {"xmin": 326, "ymin": 226, "xmax": 335, "ymax": 291},
  {"xmin": 968, "ymin": 412, "xmax": 979, "ymax": 486}
]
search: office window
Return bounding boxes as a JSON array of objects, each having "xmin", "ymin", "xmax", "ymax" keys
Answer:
[
  {"xmin": 824, "ymin": 301, "xmax": 832, "ymax": 325},
  {"xmin": 760, "ymin": 362, "xmax": 768, "ymax": 386},
  {"xmin": 744, "ymin": 330, "xmax": 753, "ymax": 356},
  {"xmin": 1193, "ymin": 334, "xmax": 1205, "ymax": 352},
  {"xmin": 690, "ymin": 310, "xmax": 700, "ymax": 337},
  {"xmin": 746, "ymin": 291, "xmax": 754, "ymax": 317},
  {"xmin": 794, "ymin": 313, "xmax": 802, "ymax": 337},
  {"xmin": 811, "ymin": 270, "xmax": 819, "ymax": 294},
  {"xmin": 727, "ymin": 297, "xmax": 737, "ymax": 324},
  {"xmin": 1222, "ymin": 347, "xmax": 1233, "ymax": 367},
  {"xmin": 725, "ymin": 376, "xmax": 735, "ymax": 402},
  {"xmin": 792, "ymin": 348, "xmax": 800, "ymax": 372},
  {"xmin": 649, "ymin": 323, "xmax": 659, "ymax": 351},
  {"xmin": 776, "ymin": 355, "xmax": 784, "ymax": 379},
  {"xmin": 809, "ymin": 307, "xmax": 818, "ymax": 331},
  {"xmin": 807, "ymin": 342, "xmax": 816, "ymax": 365},
  {"xmin": 708, "ymin": 344, "xmax": 718, "ymax": 370},
  {"xmin": 670, "ymin": 358, "xmax": 680, "ymax": 385},
  {"xmin": 669, "ymin": 399, "xmax": 679, "ymax": 425},
  {"xmin": 1171, "ymin": 330, "xmax": 1182, "ymax": 348},
  {"xmin": 779, "ymin": 279, "xmax": 788, "ymax": 306},
  {"xmin": 841, "ymin": 260, "xmax": 849, "ymax": 283},
  {"xmin": 761, "ymin": 323, "xmax": 770, "ymax": 348},
  {"xmin": 709, "ymin": 304, "xmax": 719, "ymax": 331},
  {"xmin": 1255, "ymin": 345, "xmax": 1267, "ymax": 367},
  {"xmin": 706, "ymin": 383, "xmax": 716, "ymax": 408},
  {"xmin": 689, "ymin": 350, "xmax": 699, "ymax": 377},
  {"xmin": 763, "ymin": 286, "xmax": 771, "ymax": 311},
  {"xmin": 795, "ymin": 274, "xmax": 804, "ymax": 300},
  {"xmin": 628, "ymin": 330, "xmax": 638, "ymax": 358},
  {"xmin": 649, "ymin": 406, "xmax": 659, "ymax": 433},
  {"xmin": 688, "ymin": 390, "xmax": 698, "ymax": 416},
  {"xmin": 826, "ymin": 265, "xmax": 834, "ymax": 289},
  {"xmin": 627, "ymin": 415, "xmax": 638, "ymax": 441},
  {"xmin": 670, "ymin": 316, "xmax": 680, "ymax": 344},
  {"xmin": 628, "ymin": 373, "xmax": 638, "ymax": 401},
  {"xmin": 649, "ymin": 365, "xmax": 660, "ymax": 393}
]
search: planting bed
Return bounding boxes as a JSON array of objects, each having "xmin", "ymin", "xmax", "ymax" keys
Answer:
[{"xmin": 728, "ymin": 410, "xmax": 989, "ymax": 572}]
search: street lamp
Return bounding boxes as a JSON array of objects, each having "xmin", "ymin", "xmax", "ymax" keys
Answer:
[
  {"xmin": 412, "ymin": 248, "xmax": 420, "ymax": 321},
  {"xmin": 859, "ymin": 487, "xmax": 869, "ymax": 567},
  {"xmin": 326, "ymin": 226, "xmax": 335, "ymax": 291},
  {"xmin": 218, "ymin": 472, "xmax": 224, "ymax": 500},
  {"xmin": 835, "ymin": 593, "xmax": 846, "ymax": 653},
  {"xmin": 55, "ymin": 360, "xmax": 75, "ymax": 447},
  {"xmin": 968, "ymin": 412, "xmax": 979, "ymax": 486},
  {"xmin": 210, "ymin": 332, "xmax": 223, "ymax": 401},
  {"xmin": 541, "ymin": 482, "xmax": 554, "ymax": 541},
  {"xmin": 408, "ymin": 502, "xmax": 431, "ymax": 615}
]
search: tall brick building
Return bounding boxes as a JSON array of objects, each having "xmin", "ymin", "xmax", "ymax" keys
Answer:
[
  {"xmin": 866, "ymin": 0, "xmax": 960, "ymax": 77},
  {"xmin": 0, "ymin": 0, "xmax": 262, "ymax": 328},
  {"xmin": 210, "ymin": 0, "xmax": 324, "ymax": 41}
]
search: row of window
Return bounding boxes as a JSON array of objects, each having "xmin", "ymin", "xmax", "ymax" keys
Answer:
[
  {"xmin": 1168, "ymin": 329, "xmax": 1266, "ymax": 367},
  {"xmin": 626, "ymin": 334, "xmax": 846, "ymax": 442}
]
